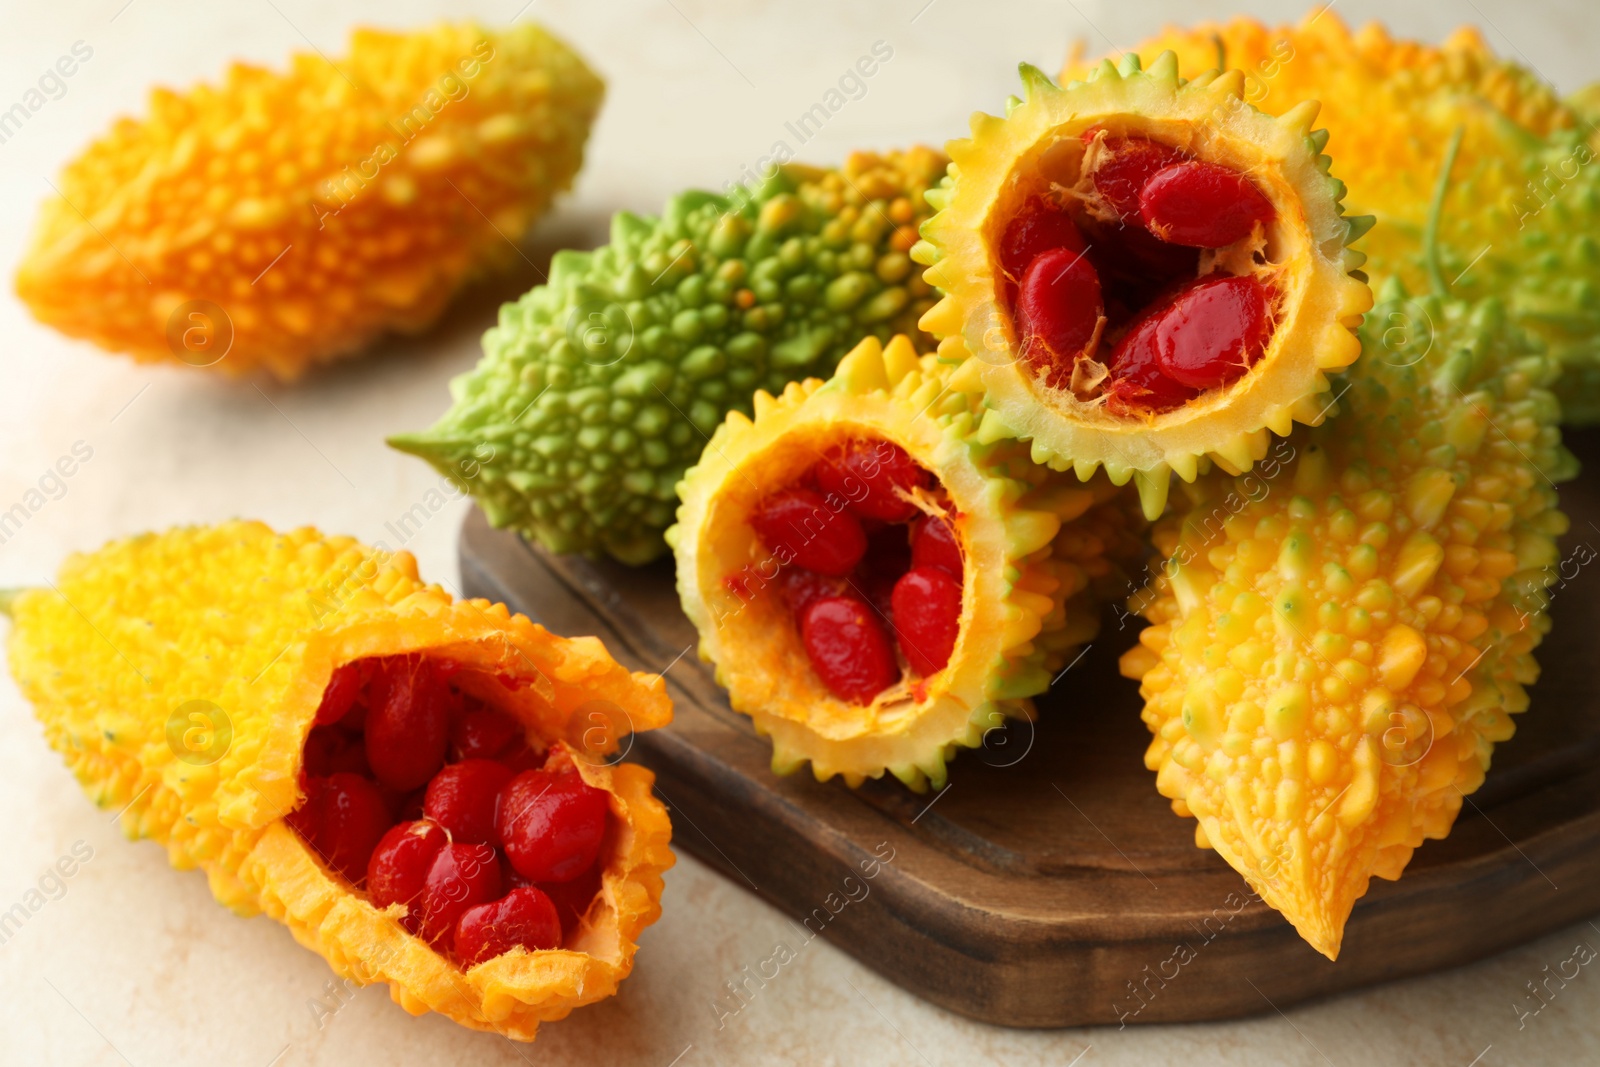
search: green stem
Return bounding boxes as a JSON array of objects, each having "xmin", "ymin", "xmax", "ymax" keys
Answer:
[
  {"xmin": 1212, "ymin": 34, "xmax": 1227, "ymax": 72},
  {"xmin": 1423, "ymin": 126, "xmax": 1466, "ymax": 299}
]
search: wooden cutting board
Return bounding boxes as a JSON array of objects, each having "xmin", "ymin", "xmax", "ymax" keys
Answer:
[{"xmin": 458, "ymin": 429, "xmax": 1600, "ymax": 1027}]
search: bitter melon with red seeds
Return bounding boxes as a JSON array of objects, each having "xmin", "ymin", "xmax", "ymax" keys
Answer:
[
  {"xmin": 669, "ymin": 335, "xmax": 1144, "ymax": 791},
  {"xmin": 15, "ymin": 23, "xmax": 602, "ymax": 380},
  {"xmin": 3, "ymin": 522, "xmax": 673, "ymax": 1042},
  {"xmin": 914, "ymin": 56, "xmax": 1372, "ymax": 520}
]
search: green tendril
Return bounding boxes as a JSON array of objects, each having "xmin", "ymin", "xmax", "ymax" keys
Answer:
[{"xmin": 1423, "ymin": 126, "xmax": 1466, "ymax": 299}]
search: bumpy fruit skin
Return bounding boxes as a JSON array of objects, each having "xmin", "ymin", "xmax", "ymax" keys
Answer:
[
  {"xmin": 390, "ymin": 148, "xmax": 948, "ymax": 565},
  {"xmin": 669, "ymin": 335, "xmax": 1143, "ymax": 791},
  {"xmin": 4, "ymin": 522, "xmax": 673, "ymax": 1042},
  {"xmin": 913, "ymin": 57, "xmax": 1372, "ymax": 520},
  {"xmin": 1064, "ymin": 14, "xmax": 1600, "ymax": 424},
  {"xmin": 14, "ymin": 23, "xmax": 603, "ymax": 381},
  {"xmin": 1119, "ymin": 289, "xmax": 1573, "ymax": 959}
]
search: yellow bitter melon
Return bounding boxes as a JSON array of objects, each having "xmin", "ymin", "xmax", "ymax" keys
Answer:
[
  {"xmin": 4, "ymin": 522, "xmax": 673, "ymax": 1041},
  {"xmin": 669, "ymin": 335, "xmax": 1142, "ymax": 791},
  {"xmin": 1120, "ymin": 282, "xmax": 1573, "ymax": 959},
  {"xmin": 914, "ymin": 56, "xmax": 1372, "ymax": 520}
]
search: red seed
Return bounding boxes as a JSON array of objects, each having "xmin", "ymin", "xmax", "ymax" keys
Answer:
[
  {"xmin": 910, "ymin": 513, "xmax": 962, "ymax": 581},
  {"xmin": 418, "ymin": 842, "xmax": 503, "ymax": 949},
  {"xmin": 999, "ymin": 197, "xmax": 1087, "ymax": 282},
  {"xmin": 367, "ymin": 819, "xmax": 448, "ymax": 932},
  {"xmin": 365, "ymin": 656, "xmax": 453, "ymax": 792},
  {"xmin": 314, "ymin": 661, "xmax": 367, "ymax": 726},
  {"xmin": 424, "ymin": 759, "xmax": 515, "ymax": 845},
  {"xmin": 1104, "ymin": 298, "xmax": 1201, "ymax": 415},
  {"xmin": 799, "ymin": 595, "xmax": 898, "ymax": 703},
  {"xmin": 1139, "ymin": 161, "xmax": 1276, "ymax": 248},
  {"xmin": 1154, "ymin": 275, "xmax": 1273, "ymax": 389},
  {"xmin": 287, "ymin": 772, "xmax": 392, "ymax": 886},
  {"xmin": 890, "ymin": 568, "xmax": 963, "ymax": 677},
  {"xmin": 1015, "ymin": 246, "xmax": 1104, "ymax": 385},
  {"xmin": 815, "ymin": 439, "xmax": 931, "ymax": 523},
  {"xmin": 450, "ymin": 701, "xmax": 524, "ymax": 762},
  {"xmin": 750, "ymin": 487, "xmax": 867, "ymax": 576},
  {"xmin": 496, "ymin": 770, "xmax": 610, "ymax": 883},
  {"xmin": 779, "ymin": 567, "xmax": 845, "ymax": 617},
  {"xmin": 454, "ymin": 886, "xmax": 563, "ymax": 966},
  {"xmin": 1083, "ymin": 131, "xmax": 1188, "ymax": 218}
]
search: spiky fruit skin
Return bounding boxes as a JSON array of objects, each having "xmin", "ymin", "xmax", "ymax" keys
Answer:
[
  {"xmin": 1119, "ymin": 291, "xmax": 1573, "ymax": 959},
  {"xmin": 913, "ymin": 56, "xmax": 1371, "ymax": 521},
  {"xmin": 4, "ymin": 522, "xmax": 673, "ymax": 1042},
  {"xmin": 1065, "ymin": 14, "xmax": 1600, "ymax": 424},
  {"xmin": 669, "ymin": 335, "xmax": 1142, "ymax": 792},
  {"xmin": 14, "ymin": 23, "xmax": 603, "ymax": 381},
  {"xmin": 390, "ymin": 148, "xmax": 949, "ymax": 565}
]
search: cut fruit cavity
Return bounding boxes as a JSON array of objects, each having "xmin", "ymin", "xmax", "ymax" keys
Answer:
[
  {"xmin": 1004, "ymin": 128, "xmax": 1282, "ymax": 413},
  {"xmin": 729, "ymin": 437, "xmax": 964, "ymax": 706},
  {"xmin": 288, "ymin": 652, "xmax": 611, "ymax": 967}
]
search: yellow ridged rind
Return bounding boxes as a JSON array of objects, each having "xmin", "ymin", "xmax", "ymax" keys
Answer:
[
  {"xmin": 15, "ymin": 23, "xmax": 603, "ymax": 380},
  {"xmin": 1120, "ymin": 291, "xmax": 1570, "ymax": 959},
  {"xmin": 5, "ymin": 521, "xmax": 673, "ymax": 1041},
  {"xmin": 916, "ymin": 59, "xmax": 1372, "ymax": 514},
  {"xmin": 670, "ymin": 335, "xmax": 1138, "ymax": 791}
]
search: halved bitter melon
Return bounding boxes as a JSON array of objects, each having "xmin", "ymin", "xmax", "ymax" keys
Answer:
[
  {"xmin": 914, "ymin": 55, "xmax": 1372, "ymax": 519},
  {"xmin": 669, "ymin": 335, "xmax": 1140, "ymax": 791},
  {"xmin": 4, "ymin": 522, "xmax": 673, "ymax": 1042}
]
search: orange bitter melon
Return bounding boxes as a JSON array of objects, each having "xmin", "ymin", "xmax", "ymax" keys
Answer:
[{"xmin": 16, "ymin": 23, "xmax": 603, "ymax": 380}]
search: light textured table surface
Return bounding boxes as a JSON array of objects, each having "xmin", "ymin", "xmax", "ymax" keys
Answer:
[{"xmin": 3, "ymin": 1, "xmax": 1598, "ymax": 1064}]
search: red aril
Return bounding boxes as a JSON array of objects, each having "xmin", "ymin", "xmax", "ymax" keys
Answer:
[
  {"xmin": 1154, "ymin": 275, "xmax": 1273, "ymax": 389},
  {"xmin": 799, "ymin": 595, "xmax": 898, "ymax": 703},
  {"xmin": 910, "ymin": 513, "xmax": 962, "ymax": 581},
  {"xmin": 1083, "ymin": 131, "xmax": 1188, "ymax": 218},
  {"xmin": 1139, "ymin": 162, "xmax": 1275, "ymax": 248},
  {"xmin": 418, "ymin": 842, "xmax": 502, "ymax": 948},
  {"xmin": 454, "ymin": 887, "xmax": 563, "ymax": 966},
  {"xmin": 450, "ymin": 701, "xmax": 524, "ymax": 761},
  {"xmin": 815, "ymin": 439, "xmax": 930, "ymax": 523},
  {"xmin": 424, "ymin": 759, "xmax": 515, "ymax": 845},
  {"xmin": 1105, "ymin": 300, "xmax": 1201, "ymax": 415},
  {"xmin": 779, "ymin": 567, "xmax": 844, "ymax": 617},
  {"xmin": 367, "ymin": 819, "xmax": 448, "ymax": 931},
  {"xmin": 750, "ymin": 487, "xmax": 867, "ymax": 576},
  {"xmin": 890, "ymin": 568, "xmax": 963, "ymax": 677},
  {"xmin": 999, "ymin": 197, "xmax": 1086, "ymax": 282},
  {"xmin": 1015, "ymin": 246, "xmax": 1104, "ymax": 384},
  {"xmin": 364, "ymin": 656, "xmax": 452, "ymax": 792},
  {"xmin": 287, "ymin": 772, "xmax": 392, "ymax": 885},
  {"xmin": 314, "ymin": 661, "xmax": 366, "ymax": 726},
  {"xmin": 496, "ymin": 770, "xmax": 610, "ymax": 883}
]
